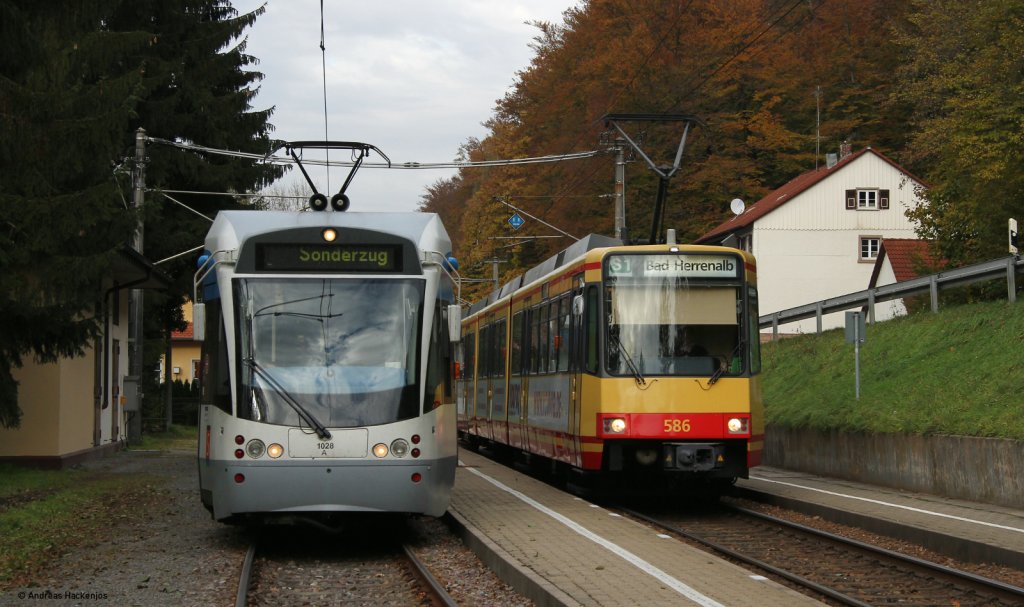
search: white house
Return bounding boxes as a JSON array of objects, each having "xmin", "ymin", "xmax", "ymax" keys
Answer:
[{"xmin": 696, "ymin": 147, "xmax": 927, "ymax": 333}]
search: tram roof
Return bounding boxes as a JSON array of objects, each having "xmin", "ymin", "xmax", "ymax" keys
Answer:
[
  {"xmin": 204, "ymin": 210, "xmax": 452, "ymax": 254},
  {"xmin": 467, "ymin": 233, "xmax": 621, "ymax": 314}
]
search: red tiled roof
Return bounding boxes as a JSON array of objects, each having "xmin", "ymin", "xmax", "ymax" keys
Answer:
[
  {"xmin": 696, "ymin": 148, "xmax": 922, "ymax": 243},
  {"xmin": 878, "ymin": 239, "xmax": 942, "ymax": 282},
  {"xmin": 171, "ymin": 322, "xmax": 194, "ymax": 340}
]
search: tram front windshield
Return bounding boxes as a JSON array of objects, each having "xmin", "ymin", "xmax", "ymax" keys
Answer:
[{"xmin": 235, "ymin": 277, "xmax": 424, "ymax": 428}]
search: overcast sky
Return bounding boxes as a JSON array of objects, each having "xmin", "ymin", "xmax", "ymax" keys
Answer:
[{"xmin": 229, "ymin": 0, "xmax": 578, "ymax": 212}]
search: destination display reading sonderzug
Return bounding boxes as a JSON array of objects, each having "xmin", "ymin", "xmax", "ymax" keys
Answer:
[
  {"xmin": 256, "ymin": 243, "xmax": 400, "ymax": 272},
  {"xmin": 606, "ymin": 254, "xmax": 739, "ymax": 279}
]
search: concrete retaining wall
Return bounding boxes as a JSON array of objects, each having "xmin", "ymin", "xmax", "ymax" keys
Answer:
[{"xmin": 764, "ymin": 426, "xmax": 1024, "ymax": 509}]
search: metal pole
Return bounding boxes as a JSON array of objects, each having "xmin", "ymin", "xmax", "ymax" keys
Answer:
[
  {"xmin": 613, "ymin": 139, "xmax": 627, "ymax": 243},
  {"xmin": 1008, "ymin": 257, "xmax": 1016, "ymax": 304},
  {"xmin": 854, "ymin": 315, "xmax": 861, "ymax": 400},
  {"xmin": 128, "ymin": 128, "xmax": 146, "ymax": 442}
]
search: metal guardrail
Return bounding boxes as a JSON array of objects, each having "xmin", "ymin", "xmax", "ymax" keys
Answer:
[{"xmin": 759, "ymin": 255, "xmax": 1023, "ymax": 338}]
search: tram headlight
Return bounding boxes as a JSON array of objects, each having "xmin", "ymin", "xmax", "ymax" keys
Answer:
[
  {"xmin": 390, "ymin": 439, "xmax": 410, "ymax": 458},
  {"xmin": 372, "ymin": 443, "xmax": 389, "ymax": 458},
  {"xmin": 246, "ymin": 439, "xmax": 266, "ymax": 459},
  {"xmin": 727, "ymin": 417, "xmax": 749, "ymax": 434},
  {"xmin": 267, "ymin": 443, "xmax": 284, "ymax": 458},
  {"xmin": 603, "ymin": 417, "xmax": 627, "ymax": 434},
  {"xmin": 322, "ymin": 228, "xmax": 337, "ymax": 242}
]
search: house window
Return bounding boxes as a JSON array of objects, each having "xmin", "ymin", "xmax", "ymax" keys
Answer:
[
  {"xmin": 860, "ymin": 237, "xmax": 880, "ymax": 261},
  {"xmin": 846, "ymin": 189, "xmax": 890, "ymax": 210},
  {"xmin": 858, "ymin": 190, "xmax": 877, "ymax": 209}
]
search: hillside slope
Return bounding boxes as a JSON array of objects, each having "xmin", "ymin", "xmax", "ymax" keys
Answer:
[{"xmin": 761, "ymin": 299, "xmax": 1024, "ymax": 440}]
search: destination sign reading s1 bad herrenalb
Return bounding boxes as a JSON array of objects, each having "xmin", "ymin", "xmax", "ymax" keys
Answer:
[
  {"xmin": 258, "ymin": 243, "xmax": 399, "ymax": 272},
  {"xmin": 607, "ymin": 254, "xmax": 738, "ymax": 278}
]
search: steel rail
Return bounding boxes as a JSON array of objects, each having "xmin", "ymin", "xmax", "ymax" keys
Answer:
[
  {"xmin": 623, "ymin": 504, "xmax": 1024, "ymax": 606},
  {"xmin": 730, "ymin": 504, "xmax": 1024, "ymax": 600},
  {"xmin": 235, "ymin": 541, "xmax": 257, "ymax": 607},
  {"xmin": 620, "ymin": 507, "xmax": 873, "ymax": 607},
  {"xmin": 402, "ymin": 544, "xmax": 459, "ymax": 607}
]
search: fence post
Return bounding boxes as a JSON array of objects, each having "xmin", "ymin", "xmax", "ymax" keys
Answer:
[
  {"xmin": 772, "ymin": 314, "xmax": 779, "ymax": 341},
  {"xmin": 868, "ymin": 290, "xmax": 876, "ymax": 324},
  {"xmin": 1008, "ymin": 257, "xmax": 1017, "ymax": 304},
  {"xmin": 930, "ymin": 275, "xmax": 939, "ymax": 313}
]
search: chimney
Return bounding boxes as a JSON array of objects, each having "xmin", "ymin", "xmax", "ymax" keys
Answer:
[{"xmin": 839, "ymin": 140, "xmax": 852, "ymax": 159}]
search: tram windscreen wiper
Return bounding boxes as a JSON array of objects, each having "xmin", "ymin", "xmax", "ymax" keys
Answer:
[
  {"xmin": 610, "ymin": 332, "xmax": 646, "ymax": 387},
  {"xmin": 708, "ymin": 341, "xmax": 744, "ymax": 387},
  {"xmin": 243, "ymin": 358, "xmax": 332, "ymax": 440}
]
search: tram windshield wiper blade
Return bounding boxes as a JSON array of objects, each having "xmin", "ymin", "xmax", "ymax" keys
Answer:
[
  {"xmin": 243, "ymin": 358, "xmax": 332, "ymax": 440},
  {"xmin": 610, "ymin": 333, "xmax": 646, "ymax": 387},
  {"xmin": 708, "ymin": 341, "xmax": 744, "ymax": 387}
]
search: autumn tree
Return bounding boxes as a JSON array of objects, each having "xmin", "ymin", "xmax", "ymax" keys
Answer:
[{"xmin": 894, "ymin": 0, "xmax": 1024, "ymax": 265}]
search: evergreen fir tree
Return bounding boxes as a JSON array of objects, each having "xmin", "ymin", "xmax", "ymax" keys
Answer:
[{"xmin": 0, "ymin": 0, "xmax": 284, "ymax": 427}]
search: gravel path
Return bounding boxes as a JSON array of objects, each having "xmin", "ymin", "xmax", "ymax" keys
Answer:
[
  {"xmin": 4, "ymin": 449, "xmax": 247, "ymax": 606},
  {"xmin": 2, "ymin": 448, "xmax": 532, "ymax": 607}
]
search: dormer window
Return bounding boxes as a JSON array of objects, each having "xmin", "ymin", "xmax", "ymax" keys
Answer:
[{"xmin": 846, "ymin": 189, "xmax": 890, "ymax": 211}]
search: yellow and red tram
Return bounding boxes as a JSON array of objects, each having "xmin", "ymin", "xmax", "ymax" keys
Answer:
[{"xmin": 456, "ymin": 235, "xmax": 763, "ymax": 493}]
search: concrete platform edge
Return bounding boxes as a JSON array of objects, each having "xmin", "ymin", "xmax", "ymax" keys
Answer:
[
  {"xmin": 733, "ymin": 486, "xmax": 1024, "ymax": 570},
  {"xmin": 443, "ymin": 509, "xmax": 580, "ymax": 607}
]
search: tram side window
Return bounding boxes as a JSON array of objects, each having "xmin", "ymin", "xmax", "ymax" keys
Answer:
[
  {"xmin": 424, "ymin": 303, "xmax": 450, "ymax": 407},
  {"xmin": 748, "ymin": 286, "xmax": 762, "ymax": 374},
  {"xmin": 495, "ymin": 318, "xmax": 507, "ymax": 378},
  {"xmin": 465, "ymin": 331, "xmax": 476, "ymax": 381},
  {"xmin": 200, "ymin": 300, "xmax": 231, "ymax": 414},
  {"xmin": 557, "ymin": 296, "xmax": 571, "ymax": 372},
  {"xmin": 538, "ymin": 304, "xmax": 550, "ymax": 374},
  {"xmin": 584, "ymin": 286, "xmax": 599, "ymax": 374},
  {"xmin": 545, "ymin": 301, "xmax": 557, "ymax": 373},
  {"xmin": 510, "ymin": 311, "xmax": 524, "ymax": 375},
  {"xmin": 529, "ymin": 307, "xmax": 541, "ymax": 374},
  {"xmin": 479, "ymin": 324, "xmax": 491, "ymax": 378}
]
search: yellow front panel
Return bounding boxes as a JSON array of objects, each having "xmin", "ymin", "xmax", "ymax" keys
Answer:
[{"xmin": 578, "ymin": 375, "xmax": 755, "ymax": 437}]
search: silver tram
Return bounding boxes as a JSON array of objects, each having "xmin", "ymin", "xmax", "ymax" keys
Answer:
[{"xmin": 193, "ymin": 210, "xmax": 461, "ymax": 524}]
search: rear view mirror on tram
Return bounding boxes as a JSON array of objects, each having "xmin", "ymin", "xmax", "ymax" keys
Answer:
[
  {"xmin": 446, "ymin": 304, "xmax": 462, "ymax": 342},
  {"xmin": 192, "ymin": 303, "xmax": 205, "ymax": 342}
]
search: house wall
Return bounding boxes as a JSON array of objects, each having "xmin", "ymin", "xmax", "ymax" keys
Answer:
[
  {"xmin": 872, "ymin": 259, "xmax": 909, "ymax": 320},
  {"xmin": 58, "ymin": 347, "xmax": 96, "ymax": 454},
  {"xmin": 170, "ymin": 343, "xmax": 202, "ymax": 382},
  {"xmin": 0, "ymin": 289, "xmax": 132, "ymax": 463},
  {"xmin": 1, "ymin": 363, "xmax": 61, "ymax": 457},
  {"xmin": 754, "ymin": 152, "xmax": 922, "ymax": 333}
]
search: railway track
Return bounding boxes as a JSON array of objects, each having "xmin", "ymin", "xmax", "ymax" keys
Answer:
[
  {"xmin": 235, "ymin": 519, "xmax": 457, "ymax": 607},
  {"xmin": 622, "ymin": 503, "xmax": 1024, "ymax": 606}
]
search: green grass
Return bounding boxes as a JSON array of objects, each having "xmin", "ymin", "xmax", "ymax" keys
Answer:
[
  {"xmin": 762, "ymin": 299, "xmax": 1024, "ymax": 439},
  {"xmin": 0, "ymin": 425, "xmax": 196, "ymax": 586},
  {"xmin": 0, "ymin": 465, "xmax": 78, "ymax": 500},
  {"xmin": 0, "ymin": 469, "xmax": 163, "ymax": 587},
  {"xmin": 131, "ymin": 424, "xmax": 198, "ymax": 452}
]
